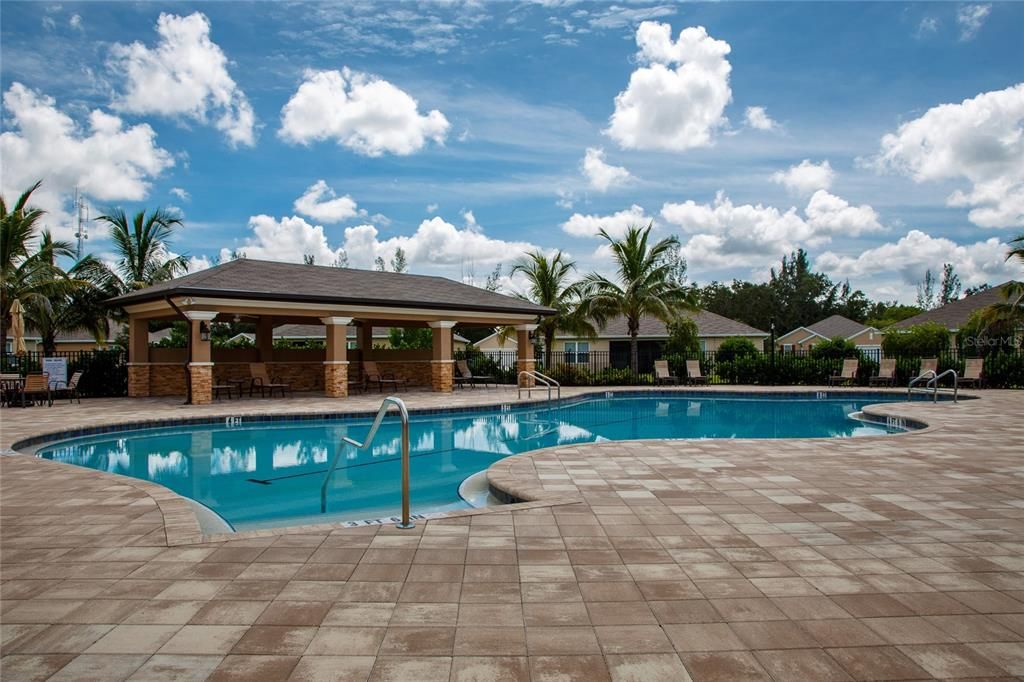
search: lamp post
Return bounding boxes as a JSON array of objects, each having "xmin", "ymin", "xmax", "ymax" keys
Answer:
[{"xmin": 769, "ymin": 317, "xmax": 776, "ymax": 385}]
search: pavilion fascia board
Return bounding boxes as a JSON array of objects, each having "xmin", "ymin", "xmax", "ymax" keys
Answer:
[{"xmin": 115, "ymin": 291, "xmax": 552, "ymax": 322}]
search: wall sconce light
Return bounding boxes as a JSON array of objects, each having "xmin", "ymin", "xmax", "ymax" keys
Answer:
[{"xmin": 199, "ymin": 321, "xmax": 211, "ymax": 342}]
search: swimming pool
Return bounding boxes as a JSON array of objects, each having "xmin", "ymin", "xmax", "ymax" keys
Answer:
[{"xmin": 37, "ymin": 392, "xmax": 909, "ymax": 530}]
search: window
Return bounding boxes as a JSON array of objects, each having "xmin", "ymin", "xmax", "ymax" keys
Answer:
[
  {"xmin": 699, "ymin": 339, "xmax": 708, "ymax": 352},
  {"xmin": 564, "ymin": 341, "xmax": 590, "ymax": 364},
  {"xmin": 782, "ymin": 344, "xmax": 793, "ymax": 354}
]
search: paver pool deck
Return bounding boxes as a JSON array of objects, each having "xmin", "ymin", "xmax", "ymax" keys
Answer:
[{"xmin": 2, "ymin": 386, "xmax": 1023, "ymax": 681}]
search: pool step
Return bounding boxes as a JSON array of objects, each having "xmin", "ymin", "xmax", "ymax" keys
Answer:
[{"xmin": 458, "ymin": 470, "xmax": 505, "ymax": 509}]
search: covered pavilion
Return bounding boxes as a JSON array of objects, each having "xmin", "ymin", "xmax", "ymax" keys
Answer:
[{"xmin": 107, "ymin": 259, "xmax": 551, "ymax": 404}]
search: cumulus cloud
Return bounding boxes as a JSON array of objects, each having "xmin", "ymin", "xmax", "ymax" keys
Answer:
[
  {"xmin": 561, "ymin": 204, "xmax": 655, "ymax": 239},
  {"xmin": 170, "ymin": 187, "xmax": 190, "ymax": 201},
  {"xmin": 606, "ymin": 21, "xmax": 732, "ymax": 151},
  {"xmin": 660, "ymin": 188, "xmax": 883, "ymax": 269},
  {"xmin": 869, "ymin": 83, "xmax": 1024, "ymax": 228},
  {"xmin": 744, "ymin": 106, "xmax": 778, "ymax": 131},
  {"xmin": 771, "ymin": 159, "xmax": 835, "ymax": 196},
  {"xmin": 222, "ymin": 213, "xmax": 540, "ymax": 272},
  {"xmin": 957, "ymin": 4, "xmax": 991, "ymax": 41},
  {"xmin": 804, "ymin": 190, "xmax": 882, "ymax": 235},
  {"xmin": 581, "ymin": 147, "xmax": 632, "ymax": 191},
  {"xmin": 108, "ymin": 12, "xmax": 255, "ymax": 147},
  {"xmin": 0, "ymin": 83, "xmax": 174, "ymax": 239},
  {"xmin": 69, "ymin": 13, "xmax": 83, "ymax": 31},
  {"xmin": 279, "ymin": 68, "xmax": 450, "ymax": 156},
  {"xmin": 815, "ymin": 229, "xmax": 1020, "ymax": 290},
  {"xmin": 292, "ymin": 180, "xmax": 362, "ymax": 223}
]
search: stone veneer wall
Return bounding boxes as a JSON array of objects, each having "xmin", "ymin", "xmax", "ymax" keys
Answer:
[
  {"xmin": 127, "ymin": 365, "xmax": 150, "ymax": 397},
  {"xmin": 214, "ymin": 362, "xmax": 323, "ymax": 392},
  {"xmin": 324, "ymin": 363, "xmax": 349, "ymax": 398},
  {"xmin": 517, "ymin": 358, "xmax": 537, "ymax": 388},
  {"xmin": 430, "ymin": 361, "xmax": 454, "ymax": 393},
  {"xmin": 150, "ymin": 364, "xmax": 188, "ymax": 397},
  {"xmin": 368, "ymin": 361, "xmax": 433, "ymax": 387},
  {"xmin": 189, "ymin": 365, "xmax": 213, "ymax": 405}
]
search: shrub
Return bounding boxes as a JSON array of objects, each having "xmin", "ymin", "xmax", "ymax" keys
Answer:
[
  {"xmin": 665, "ymin": 318, "xmax": 700, "ymax": 356},
  {"xmin": 716, "ymin": 337, "xmax": 759, "ymax": 362},
  {"xmin": 882, "ymin": 322, "xmax": 950, "ymax": 357},
  {"xmin": 810, "ymin": 337, "xmax": 859, "ymax": 360}
]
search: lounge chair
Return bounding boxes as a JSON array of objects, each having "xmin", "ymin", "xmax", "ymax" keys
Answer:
[
  {"xmin": 249, "ymin": 363, "xmax": 291, "ymax": 397},
  {"xmin": 828, "ymin": 358, "xmax": 859, "ymax": 386},
  {"xmin": 363, "ymin": 361, "xmax": 408, "ymax": 392},
  {"xmin": 919, "ymin": 358, "xmax": 938, "ymax": 378},
  {"xmin": 0, "ymin": 373, "xmax": 22, "ymax": 407},
  {"xmin": 21, "ymin": 373, "xmax": 52, "ymax": 407},
  {"xmin": 869, "ymin": 358, "xmax": 896, "ymax": 387},
  {"xmin": 456, "ymin": 359, "xmax": 495, "ymax": 388},
  {"xmin": 959, "ymin": 358, "xmax": 984, "ymax": 388},
  {"xmin": 52, "ymin": 371, "xmax": 83, "ymax": 404},
  {"xmin": 654, "ymin": 360, "xmax": 679, "ymax": 385},
  {"xmin": 685, "ymin": 360, "xmax": 708, "ymax": 385}
]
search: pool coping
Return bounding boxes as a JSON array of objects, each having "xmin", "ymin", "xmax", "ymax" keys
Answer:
[{"xmin": 8, "ymin": 387, "xmax": 961, "ymax": 546}]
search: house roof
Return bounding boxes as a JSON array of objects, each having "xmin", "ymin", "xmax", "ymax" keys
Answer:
[
  {"xmin": 268, "ymin": 323, "xmax": 469, "ymax": 343},
  {"xmin": 887, "ymin": 282, "xmax": 1018, "ymax": 332},
  {"xmin": 107, "ymin": 258, "xmax": 554, "ymax": 317},
  {"xmin": 777, "ymin": 314, "xmax": 875, "ymax": 343},
  {"xmin": 556, "ymin": 311, "xmax": 768, "ymax": 339}
]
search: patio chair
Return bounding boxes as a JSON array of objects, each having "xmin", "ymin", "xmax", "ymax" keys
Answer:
[
  {"xmin": 918, "ymin": 358, "xmax": 938, "ymax": 378},
  {"xmin": 1, "ymin": 373, "xmax": 22, "ymax": 407},
  {"xmin": 828, "ymin": 358, "xmax": 859, "ymax": 387},
  {"xmin": 654, "ymin": 360, "xmax": 679, "ymax": 385},
  {"xmin": 21, "ymin": 373, "xmax": 52, "ymax": 407},
  {"xmin": 52, "ymin": 371, "xmax": 84, "ymax": 404},
  {"xmin": 249, "ymin": 363, "xmax": 291, "ymax": 398},
  {"xmin": 685, "ymin": 360, "xmax": 708, "ymax": 385},
  {"xmin": 869, "ymin": 358, "xmax": 896, "ymax": 387},
  {"xmin": 456, "ymin": 359, "xmax": 495, "ymax": 388},
  {"xmin": 959, "ymin": 358, "xmax": 984, "ymax": 388},
  {"xmin": 363, "ymin": 361, "xmax": 408, "ymax": 392}
]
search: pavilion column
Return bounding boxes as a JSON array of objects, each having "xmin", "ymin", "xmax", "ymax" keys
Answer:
[
  {"xmin": 257, "ymin": 316, "xmax": 274, "ymax": 362},
  {"xmin": 429, "ymin": 321, "xmax": 457, "ymax": 393},
  {"xmin": 358, "ymin": 323, "xmax": 373, "ymax": 357},
  {"xmin": 127, "ymin": 316, "xmax": 151, "ymax": 397},
  {"xmin": 185, "ymin": 311, "xmax": 217, "ymax": 405},
  {"xmin": 321, "ymin": 317, "xmax": 352, "ymax": 398},
  {"xmin": 516, "ymin": 324, "xmax": 538, "ymax": 388}
]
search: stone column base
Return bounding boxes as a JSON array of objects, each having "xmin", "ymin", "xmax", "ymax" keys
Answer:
[
  {"xmin": 517, "ymin": 359, "xmax": 537, "ymax": 388},
  {"xmin": 324, "ymin": 361, "xmax": 349, "ymax": 398},
  {"xmin": 189, "ymin": 363, "xmax": 213, "ymax": 405},
  {"xmin": 431, "ymin": 360, "xmax": 454, "ymax": 393},
  {"xmin": 127, "ymin": 364, "xmax": 151, "ymax": 397}
]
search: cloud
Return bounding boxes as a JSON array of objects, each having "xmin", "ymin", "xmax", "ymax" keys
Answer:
[
  {"xmin": 815, "ymin": 229, "xmax": 1021, "ymax": 290},
  {"xmin": 69, "ymin": 13, "xmax": 83, "ymax": 31},
  {"xmin": 292, "ymin": 180, "xmax": 362, "ymax": 223},
  {"xmin": 0, "ymin": 83, "xmax": 174, "ymax": 239},
  {"xmin": 170, "ymin": 187, "xmax": 190, "ymax": 201},
  {"xmin": 555, "ymin": 189, "xmax": 575, "ymax": 210},
  {"xmin": 916, "ymin": 16, "xmax": 939, "ymax": 38},
  {"xmin": 804, "ymin": 190, "xmax": 882, "ymax": 235},
  {"xmin": 561, "ymin": 204, "xmax": 655, "ymax": 239},
  {"xmin": 581, "ymin": 147, "xmax": 632, "ymax": 191},
  {"xmin": 660, "ymin": 188, "xmax": 883, "ymax": 269},
  {"xmin": 426, "ymin": 203, "xmax": 439, "ymax": 214},
  {"xmin": 744, "ymin": 106, "xmax": 778, "ymax": 131},
  {"xmin": 771, "ymin": 159, "xmax": 835, "ymax": 196},
  {"xmin": 957, "ymin": 4, "xmax": 991, "ymax": 41},
  {"xmin": 587, "ymin": 5, "xmax": 677, "ymax": 30},
  {"xmin": 606, "ymin": 22, "xmax": 732, "ymax": 151},
  {"xmin": 868, "ymin": 83, "xmax": 1024, "ymax": 228},
  {"xmin": 108, "ymin": 12, "xmax": 255, "ymax": 147},
  {"xmin": 222, "ymin": 213, "xmax": 541, "ymax": 272},
  {"xmin": 279, "ymin": 68, "xmax": 450, "ymax": 156}
]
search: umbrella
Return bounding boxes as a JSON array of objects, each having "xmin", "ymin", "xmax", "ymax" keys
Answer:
[{"xmin": 9, "ymin": 299, "xmax": 27, "ymax": 355}]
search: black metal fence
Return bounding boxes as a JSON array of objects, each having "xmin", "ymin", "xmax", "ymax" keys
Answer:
[
  {"xmin": 1, "ymin": 350, "xmax": 128, "ymax": 397},
  {"xmin": 458, "ymin": 347, "xmax": 1024, "ymax": 389}
]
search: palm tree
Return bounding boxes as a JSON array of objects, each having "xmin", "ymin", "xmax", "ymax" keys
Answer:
[
  {"xmin": 982, "ymin": 234, "xmax": 1024, "ymax": 331},
  {"xmin": 510, "ymin": 250, "xmax": 594, "ymax": 368},
  {"xmin": 96, "ymin": 208, "xmax": 187, "ymax": 293},
  {"xmin": 1, "ymin": 181, "xmax": 75, "ymax": 356},
  {"xmin": 581, "ymin": 224, "xmax": 697, "ymax": 373}
]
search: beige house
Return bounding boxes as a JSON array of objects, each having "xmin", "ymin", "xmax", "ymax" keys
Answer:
[
  {"xmin": 475, "ymin": 311, "xmax": 768, "ymax": 369},
  {"xmin": 107, "ymin": 259, "xmax": 552, "ymax": 404},
  {"xmin": 886, "ymin": 281, "xmax": 1020, "ymax": 346},
  {"xmin": 775, "ymin": 315, "xmax": 883, "ymax": 354}
]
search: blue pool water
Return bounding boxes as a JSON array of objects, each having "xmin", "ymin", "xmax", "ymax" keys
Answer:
[{"xmin": 37, "ymin": 393, "xmax": 905, "ymax": 530}]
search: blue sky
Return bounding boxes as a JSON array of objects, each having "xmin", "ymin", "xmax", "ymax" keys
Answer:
[{"xmin": 2, "ymin": 1, "xmax": 1022, "ymax": 302}]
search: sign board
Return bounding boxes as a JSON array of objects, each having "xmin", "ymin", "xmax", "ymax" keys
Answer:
[{"xmin": 43, "ymin": 357, "xmax": 67, "ymax": 389}]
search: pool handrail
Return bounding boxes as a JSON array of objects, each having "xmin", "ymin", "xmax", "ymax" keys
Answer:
[
  {"xmin": 517, "ymin": 369, "xmax": 561, "ymax": 401},
  {"xmin": 908, "ymin": 369, "xmax": 958, "ymax": 403},
  {"xmin": 320, "ymin": 395, "xmax": 414, "ymax": 529}
]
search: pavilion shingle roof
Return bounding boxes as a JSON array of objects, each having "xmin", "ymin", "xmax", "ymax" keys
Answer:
[
  {"xmin": 107, "ymin": 258, "xmax": 554, "ymax": 316},
  {"xmin": 806, "ymin": 314, "xmax": 871, "ymax": 339},
  {"xmin": 888, "ymin": 282, "xmax": 1018, "ymax": 331},
  {"xmin": 557, "ymin": 311, "xmax": 767, "ymax": 339}
]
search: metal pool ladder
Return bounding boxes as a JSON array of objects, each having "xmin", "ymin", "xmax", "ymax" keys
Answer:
[
  {"xmin": 320, "ymin": 396, "xmax": 414, "ymax": 529},
  {"xmin": 517, "ymin": 369, "xmax": 561, "ymax": 401},
  {"xmin": 908, "ymin": 369, "xmax": 958, "ymax": 403}
]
